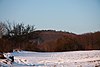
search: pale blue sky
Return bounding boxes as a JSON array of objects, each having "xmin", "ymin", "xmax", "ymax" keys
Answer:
[{"xmin": 0, "ymin": 0, "xmax": 100, "ymax": 34}]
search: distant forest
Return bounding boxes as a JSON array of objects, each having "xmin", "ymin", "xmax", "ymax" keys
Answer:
[{"xmin": 0, "ymin": 21, "xmax": 100, "ymax": 52}]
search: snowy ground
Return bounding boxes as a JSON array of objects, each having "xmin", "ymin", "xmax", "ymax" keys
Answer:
[{"xmin": 0, "ymin": 50, "xmax": 100, "ymax": 67}]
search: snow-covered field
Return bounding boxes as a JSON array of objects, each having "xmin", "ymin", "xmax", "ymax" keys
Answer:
[{"xmin": 0, "ymin": 50, "xmax": 100, "ymax": 67}]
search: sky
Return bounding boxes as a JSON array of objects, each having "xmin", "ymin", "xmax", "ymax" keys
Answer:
[{"xmin": 0, "ymin": 0, "xmax": 100, "ymax": 34}]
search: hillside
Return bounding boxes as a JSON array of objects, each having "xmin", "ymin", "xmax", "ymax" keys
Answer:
[{"xmin": 0, "ymin": 30, "xmax": 100, "ymax": 52}]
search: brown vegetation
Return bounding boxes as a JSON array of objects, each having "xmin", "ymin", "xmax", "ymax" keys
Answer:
[
  {"xmin": 0, "ymin": 30, "xmax": 100, "ymax": 52},
  {"xmin": 0, "ymin": 21, "xmax": 100, "ymax": 52}
]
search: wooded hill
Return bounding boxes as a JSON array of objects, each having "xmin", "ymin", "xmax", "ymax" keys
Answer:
[{"xmin": 0, "ymin": 30, "xmax": 100, "ymax": 52}]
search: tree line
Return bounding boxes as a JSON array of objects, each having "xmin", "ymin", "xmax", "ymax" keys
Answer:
[
  {"xmin": 0, "ymin": 21, "xmax": 35, "ymax": 38},
  {"xmin": 0, "ymin": 21, "xmax": 100, "ymax": 52},
  {"xmin": 0, "ymin": 21, "xmax": 36, "ymax": 52}
]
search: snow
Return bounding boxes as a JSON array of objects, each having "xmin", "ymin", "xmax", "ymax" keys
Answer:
[{"xmin": 0, "ymin": 50, "xmax": 100, "ymax": 67}]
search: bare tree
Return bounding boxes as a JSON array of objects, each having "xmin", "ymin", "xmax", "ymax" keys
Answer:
[
  {"xmin": 23, "ymin": 24, "xmax": 36, "ymax": 34},
  {"xmin": 11, "ymin": 23, "xmax": 35, "ymax": 36},
  {"xmin": 0, "ymin": 21, "xmax": 7, "ymax": 38},
  {"xmin": 4, "ymin": 20, "xmax": 12, "ymax": 36},
  {"xmin": 0, "ymin": 20, "xmax": 36, "ymax": 38}
]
